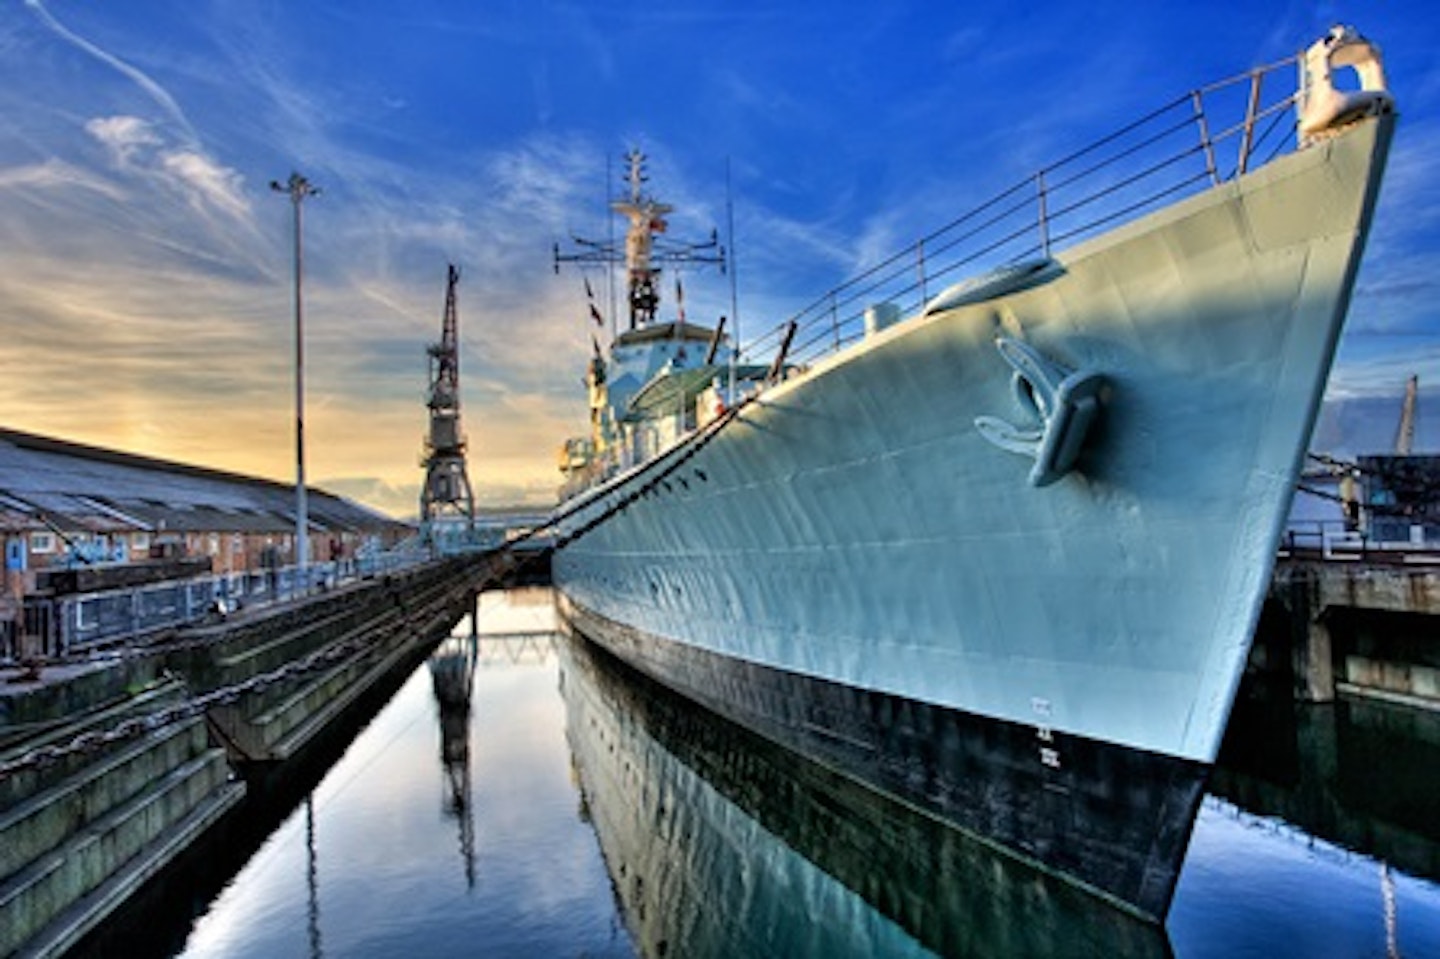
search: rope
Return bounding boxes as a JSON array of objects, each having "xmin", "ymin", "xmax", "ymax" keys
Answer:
[{"xmin": 543, "ymin": 394, "xmax": 757, "ymax": 553}]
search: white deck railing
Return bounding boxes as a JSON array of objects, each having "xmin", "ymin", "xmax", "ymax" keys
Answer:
[{"xmin": 739, "ymin": 54, "xmax": 1306, "ymax": 373}]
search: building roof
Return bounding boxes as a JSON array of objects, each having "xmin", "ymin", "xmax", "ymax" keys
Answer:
[{"xmin": 0, "ymin": 426, "xmax": 409, "ymax": 538}]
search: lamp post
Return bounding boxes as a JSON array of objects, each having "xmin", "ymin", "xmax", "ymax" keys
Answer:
[{"xmin": 271, "ymin": 171, "xmax": 319, "ymax": 583}]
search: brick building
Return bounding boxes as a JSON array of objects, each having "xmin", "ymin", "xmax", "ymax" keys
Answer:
[{"xmin": 0, "ymin": 426, "xmax": 411, "ymax": 622}]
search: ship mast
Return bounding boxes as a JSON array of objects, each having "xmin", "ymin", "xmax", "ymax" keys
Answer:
[
  {"xmin": 419, "ymin": 264, "xmax": 476, "ymax": 538},
  {"xmin": 554, "ymin": 149, "xmax": 725, "ymax": 331},
  {"xmin": 612, "ymin": 150, "xmax": 672, "ymax": 328}
]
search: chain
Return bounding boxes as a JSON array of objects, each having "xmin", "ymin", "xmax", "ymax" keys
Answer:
[
  {"xmin": 0, "ymin": 575, "xmax": 479, "ymax": 782},
  {"xmin": 0, "ymin": 686, "xmax": 199, "ymax": 781}
]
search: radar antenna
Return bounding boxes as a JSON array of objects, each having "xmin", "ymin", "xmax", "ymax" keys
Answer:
[{"xmin": 554, "ymin": 149, "xmax": 725, "ymax": 330}]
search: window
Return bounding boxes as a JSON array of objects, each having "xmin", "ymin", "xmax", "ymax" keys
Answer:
[
  {"xmin": 29, "ymin": 532, "xmax": 55, "ymax": 554},
  {"xmin": 131, "ymin": 533, "xmax": 151, "ymax": 553}
]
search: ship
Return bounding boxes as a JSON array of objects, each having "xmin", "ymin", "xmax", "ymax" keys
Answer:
[{"xmin": 547, "ymin": 25, "xmax": 1396, "ymax": 922}]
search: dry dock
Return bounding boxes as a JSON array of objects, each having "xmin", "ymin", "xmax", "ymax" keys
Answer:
[{"xmin": 0, "ymin": 547, "xmax": 543, "ymax": 958}]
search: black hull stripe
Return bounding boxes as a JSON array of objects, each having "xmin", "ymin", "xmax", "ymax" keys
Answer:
[{"xmin": 559, "ymin": 592, "xmax": 1207, "ymax": 921}]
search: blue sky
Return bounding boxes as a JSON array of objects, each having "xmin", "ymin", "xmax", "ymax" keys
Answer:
[{"xmin": 2, "ymin": 2, "xmax": 1438, "ymax": 514}]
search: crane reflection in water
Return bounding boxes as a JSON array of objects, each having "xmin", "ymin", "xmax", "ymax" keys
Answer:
[
  {"xmin": 428, "ymin": 623, "xmax": 479, "ymax": 890},
  {"xmin": 427, "ymin": 591, "xmax": 557, "ymax": 890}
]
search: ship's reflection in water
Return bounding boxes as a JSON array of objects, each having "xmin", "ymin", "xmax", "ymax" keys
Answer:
[
  {"xmin": 114, "ymin": 590, "xmax": 1440, "ymax": 958},
  {"xmin": 559, "ymin": 623, "xmax": 1440, "ymax": 958},
  {"xmin": 559, "ymin": 629, "xmax": 1168, "ymax": 958}
]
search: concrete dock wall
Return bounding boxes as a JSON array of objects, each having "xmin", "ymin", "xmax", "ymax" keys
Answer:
[
  {"xmin": 0, "ymin": 549, "xmax": 519, "ymax": 958},
  {"xmin": 1263, "ymin": 558, "xmax": 1440, "ymax": 707}
]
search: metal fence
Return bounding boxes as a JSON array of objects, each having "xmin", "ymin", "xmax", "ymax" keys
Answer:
[
  {"xmin": 2, "ymin": 549, "xmax": 429, "ymax": 663},
  {"xmin": 738, "ymin": 53, "xmax": 1307, "ymax": 375},
  {"xmin": 1281, "ymin": 520, "xmax": 1440, "ymax": 563}
]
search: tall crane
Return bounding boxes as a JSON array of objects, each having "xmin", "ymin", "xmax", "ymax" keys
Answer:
[
  {"xmin": 1395, "ymin": 373, "xmax": 1418, "ymax": 455},
  {"xmin": 419, "ymin": 264, "xmax": 476, "ymax": 538}
]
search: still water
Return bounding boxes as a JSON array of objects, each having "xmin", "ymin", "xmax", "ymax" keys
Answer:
[{"xmin": 86, "ymin": 589, "xmax": 1440, "ymax": 957}]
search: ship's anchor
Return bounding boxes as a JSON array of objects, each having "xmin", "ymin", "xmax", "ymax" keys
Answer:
[{"xmin": 974, "ymin": 337, "xmax": 1104, "ymax": 487}]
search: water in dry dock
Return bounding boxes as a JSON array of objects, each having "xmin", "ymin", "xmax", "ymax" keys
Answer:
[{"xmin": 75, "ymin": 588, "xmax": 1440, "ymax": 958}]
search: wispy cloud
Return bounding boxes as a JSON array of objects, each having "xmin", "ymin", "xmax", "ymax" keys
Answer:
[
  {"xmin": 84, "ymin": 115, "xmax": 160, "ymax": 165},
  {"xmin": 84, "ymin": 115, "xmax": 252, "ymax": 224},
  {"xmin": 0, "ymin": 157, "xmax": 126, "ymax": 201},
  {"xmin": 161, "ymin": 149, "xmax": 250, "ymax": 220},
  {"xmin": 24, "ymin": 0, "xmax": 199, "ymax": 145}
]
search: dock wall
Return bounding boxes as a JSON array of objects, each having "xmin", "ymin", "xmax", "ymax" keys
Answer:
[
  {"xmin": 0, "ymin": 548, "xmax": 536, "ymax": 958},
  {"xmin": 1263, "ymin": 558, "xmax": 1440, "ymax": 707}
]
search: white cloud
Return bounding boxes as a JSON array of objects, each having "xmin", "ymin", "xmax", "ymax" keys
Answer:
[
  {"xmin": 84, "ymin": 114, "xmax": 160, "ymax": 165},
  {"xmin": 0, "ymin": 158, "xmax": 126, "ymax": 201},
  {"xmin": 161, "ymin": 149, "xmax": 251, "ymax": 221},
  {"xmin": 84, "ymin": 114, "xmax": 252, "ymax": 225}
]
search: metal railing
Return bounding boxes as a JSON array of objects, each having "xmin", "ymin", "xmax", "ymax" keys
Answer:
[
  {"xmin": 1280, "ymin": 520, "xmax": 1440, "ymax": 563},
  {"xmin": 739, "ymin": 54, "xmax": 1304, "ymax": 373},
  {"xmin": 2, "ymin": 548, "xmax": 429, "ymax": 662}
]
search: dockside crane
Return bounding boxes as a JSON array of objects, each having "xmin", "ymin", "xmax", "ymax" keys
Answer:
[
  {"xmin": 419, "ymin": 264, "xmax": 476, "ymax": 540},
  {"xmin": 1395, "ymin": 373, "xmax": 1418, "ymax": 456}
]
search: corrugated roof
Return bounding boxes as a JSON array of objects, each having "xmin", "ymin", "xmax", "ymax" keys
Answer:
[{"xmin": 0, "ymin": 426, "xmax": 409, "ymax": 537}]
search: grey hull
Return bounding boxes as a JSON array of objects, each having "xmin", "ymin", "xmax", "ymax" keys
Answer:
[{"xmin": 553, "ymin": 113, "xmax": 1394, "ymax": 916}]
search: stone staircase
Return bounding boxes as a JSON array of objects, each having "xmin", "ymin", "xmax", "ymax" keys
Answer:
[
  {"xmin": 0, "ymin": 678, "xmax": 244, "ymax": 958},
  {"xmin": 204, "ymin": 558, "xmax": 478, "ymax": 762}
]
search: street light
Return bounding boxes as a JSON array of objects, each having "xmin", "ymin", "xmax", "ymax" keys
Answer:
[{"xmin": 271, "ymin": 171, "xmax": 319, "ymax": 581}]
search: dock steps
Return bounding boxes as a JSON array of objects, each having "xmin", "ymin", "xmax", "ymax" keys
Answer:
[
  {"xmin": 206, "ymin": 572, "xmax": 472, "ymax": 762},
  {"xmin": 0, "ymin": 718, "xmax": 212, "ymax": 879},
  {"xmin": 0, "ymin": 717, "xmax": 242, "ymax": 957},
  {"xmin": 0, "ymin": 553, "xmax": 488, "ymax": 955},
  {"xmin": 0, "ymin": 678, "xmax": 189, "ymax": 812}
]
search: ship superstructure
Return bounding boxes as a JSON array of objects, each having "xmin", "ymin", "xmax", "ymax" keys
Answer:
[{"xmin": 554, "ymin": 151, "xmax": 766, "ymax": 499}]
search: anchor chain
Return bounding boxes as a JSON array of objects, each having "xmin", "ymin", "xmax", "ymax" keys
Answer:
[
  {"xmin": 549, "ymin": 393, "xmax": 756, "ymax": 552},
  {"xmin": 0, "ymin": 580, "xmax": 476, "ymax": 782}
]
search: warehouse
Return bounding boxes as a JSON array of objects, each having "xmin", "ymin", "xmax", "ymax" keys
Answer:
[{"xmin": 0, "ymin": 426, "xmax": 410, "ymax": 631}]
